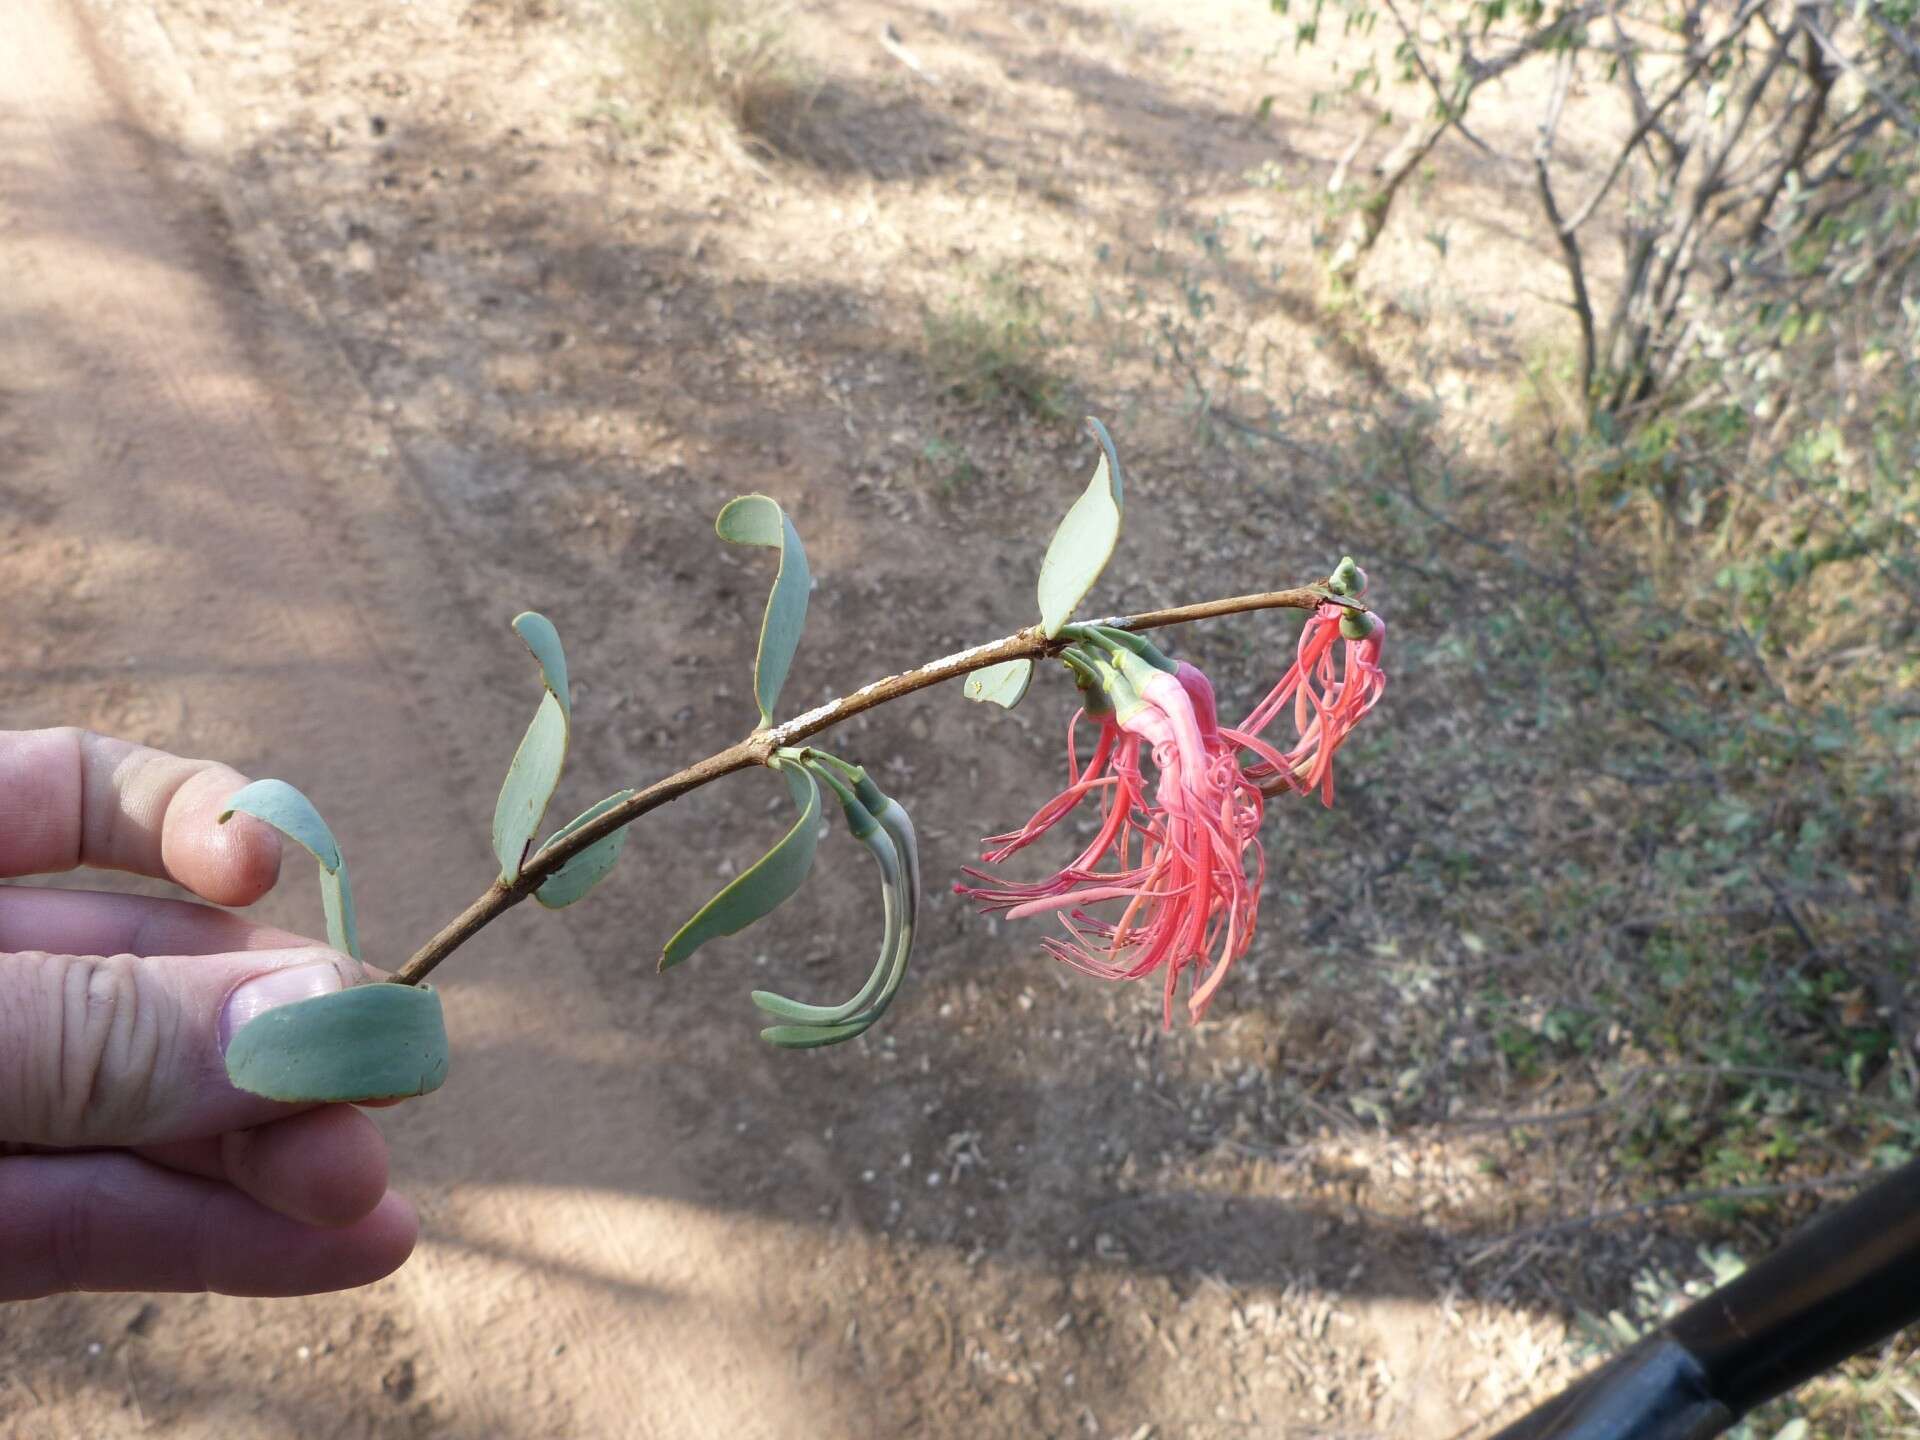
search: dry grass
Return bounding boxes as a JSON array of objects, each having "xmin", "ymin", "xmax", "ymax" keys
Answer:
[
  {"xmin": 922, "ymin": 272, "xmax": 1069, "ymax": 421},
  {"xmin": 607, "ymin": 0, "xmax": 801, "ymax": 141}
]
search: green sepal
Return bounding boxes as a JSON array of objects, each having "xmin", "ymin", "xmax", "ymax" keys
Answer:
[
  {"xmin": 964, "ymin": 658, "xmax": 1034, "ymax": 708},
  {"xmin": 219, "ymin": 779, "xmax": 360, "ymax": 960},
  {"xmin": 660, "ymin": 762, "xmax": 821, "ymax": 969},
  {"xmin": 535, "ymin": 789, "xmax": 636, "ymax": 909},
  {"xmin": 716, "ymin": 495, "xmax": 811, "ymax": 728},
  {"xmin": 225, "ymin": 984, "xmax": 448, "ymax": 1102},
  {"xmin": 1064, "ymin": 622, "xmax": 1176, "ymax": 672},
  {"xmin": 1073, "ymin": 647, "xmax": 1147, "ymax": 723},
  {"xmin": 492, "ymin": 612, "xmax": 573, "ymax": 880},
  {"xmin": 1036, "ymin": 417, "xmax": 1125, "ymax": 638},
  {"xmin": 1060, "ymin": 649, "xmax": 1115, "ymax": 713}
]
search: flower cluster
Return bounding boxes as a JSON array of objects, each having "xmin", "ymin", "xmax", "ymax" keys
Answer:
[{"xmin": 958, "ymin": 590, "xmax": 1385, "ymax": 1025}]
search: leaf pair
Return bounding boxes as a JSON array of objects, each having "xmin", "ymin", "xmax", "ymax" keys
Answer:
[
  {"xmin": 965, "ymin": 415, "xmax": 1126, "ymax": 711},
  {"xmin": 751, "ymin": 757, "xmax": 919, "ymax": 1049},
  {"xmin": 491, "ymin": 611, "xmax": 632, "ymax": 909},
  {"xmin": 218, "ymin": 781, "xmax": 449, "ymax": 1102},
  {"xmin": 659, "ymin": 749, "xmax": 919, "ymax": 1050},
  {"xmin": 215, "ymin": 606, "xmax": 636, "ymax": 1103}
]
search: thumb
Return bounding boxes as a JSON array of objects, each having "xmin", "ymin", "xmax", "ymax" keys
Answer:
[{"xmin": 1, "ymin": 946, "xmax": 376, "ymax": 1147}]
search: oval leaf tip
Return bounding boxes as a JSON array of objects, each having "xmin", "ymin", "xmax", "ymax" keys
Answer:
[{"xmin": 1036, "ymin": 419, "xmax": 1125, "ymax": 638}]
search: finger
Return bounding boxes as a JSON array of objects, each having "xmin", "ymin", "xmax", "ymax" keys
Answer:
[
  {"xmin": 0, "ymin": 888, "xmax": 306, "ymax": 961},
  {"xmin": 0, "ymin": 945, "xmax": 394, "ymax": 1147},
  {"xmin": 0, "ymin": 728, "xmax": 282, "ymax": 904},
  {"xmin": 0, "ymin": 1151, "xmax": 416, "ymax": 1299},
  {"xmin": 137, "ymin": 1105, "xmax": 391, "ymax": 1228}
]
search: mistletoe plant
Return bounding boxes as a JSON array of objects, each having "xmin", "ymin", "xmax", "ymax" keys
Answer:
[{"xmin": 217, "ymin": 420, "xmax": 1387, "ymax": 1103}]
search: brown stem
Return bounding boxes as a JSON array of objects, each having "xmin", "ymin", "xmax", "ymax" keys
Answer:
[
  {"xmin": 390, "ymin": 582, "xmax": 1351, "ymax": 986},
  {"xmin": 1535, "ymin": 50, "xmax": 1598, "ymax": 402}
]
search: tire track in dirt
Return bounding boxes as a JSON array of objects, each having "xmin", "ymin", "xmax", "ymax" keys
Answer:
[{"xmin": 0, "ymin": 3, "xmax": 855, "ymax": 1433}]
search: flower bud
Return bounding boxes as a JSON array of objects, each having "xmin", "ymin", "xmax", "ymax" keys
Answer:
[
  {"xmin": 1329, "ymin": 556, "xmax": 1368, "ymax": 597},
  {"xmin": 1340, "ymin": 608, "xmax": 1378, "ymax": 642}
]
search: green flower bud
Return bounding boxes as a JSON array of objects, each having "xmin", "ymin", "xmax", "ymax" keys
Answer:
[{"xmin": 1329, "ymin": 556, "xmax": 1369, "ymax": 597}]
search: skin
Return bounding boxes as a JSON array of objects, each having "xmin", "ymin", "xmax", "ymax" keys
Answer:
[{"xmin": 0, "ymin": 728, "xmax": 418, "ymax": 1301}]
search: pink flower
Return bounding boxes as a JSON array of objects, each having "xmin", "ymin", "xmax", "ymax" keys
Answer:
[
  {"xmin": 958, "ymin": 604, "xmax": 1386, "ymax": 1025},
  {"xmin": 957, "ymin": 642, "xmax": 1266, "ymax": 1026},
  {"xmin": 1231, "ymin": 604, "xmax": 1387, "ymax": 806}
]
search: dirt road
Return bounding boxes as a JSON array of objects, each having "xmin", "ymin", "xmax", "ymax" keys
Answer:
[{"xmin": 0, "ymin": 1, "xmax": 877, "ymax": 1433}]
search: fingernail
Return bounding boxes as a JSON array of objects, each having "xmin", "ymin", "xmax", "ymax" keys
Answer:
[{"xmin": 221, "ymin": 961, "xmax": 347, "ymax": 1049}]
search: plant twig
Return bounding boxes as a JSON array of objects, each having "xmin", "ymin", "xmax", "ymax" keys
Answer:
[
  {"xmin": 1806, "ymin": 14, "xmax": 1920, "ymax": 140},
  {"xmin": 1563, "ymin": 0, "xmax": 1771, "ymax": 234},
  {"xmin": 1535, "ymin": 49, "xmax": 1599, "ymax": 400},
  {"xmin": 391, "ymin": 582, "xmax": 1354, "ymax": 985}
]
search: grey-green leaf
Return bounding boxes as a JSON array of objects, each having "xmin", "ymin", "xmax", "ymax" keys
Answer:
[
  {"xmin": 963, "ymin": 657, "xmax": 1034, "ymax": 708},
  {"xmin": 492, "ymin": 611, "xmax": 573, "ymax": 882},
  {"xmin": 535, "ymin": 789, "xmax": 636, "ymax": 909},
  {"xmin": 320, "ymin": 869, "xmax": 361, "ymax": 963},
  {"xmin": 492, "ymin": 691, "xmax": 568, "ymax": 880},
  {"xmin": 220, "ymin": 778, "xmax": 341, "ymax": 874},
  {"xmin": 716, "ymin": 495, "xmax": 810, "ymax": 727},
  {"xmin": 1036, "ymin": 417, "xmax": 1125, "ymax": 638},
  {"xmin": 219, "ymin": 779, "xmax": 360, "ymax": 960},
  {"xmin": 749, "ymin": 793, "xmax": 901, "ymax": 1025},
  {"xmin": 225, "ymin": 984, "xmax": 449, "ymax": 1102},
  {"xmin": 759, "ymin": 1015, "xmax": 876, "ymax": 1050},
  {"xmin": 512, "ymin": 610, "xmax": 570, "ymax": 721},
  {"xmin": 660, "ymin": 764, "xmax": 821, "ymax": 968},
  {"xmin": 756, "ymin": 786, "xmax": 920, "ymax": 1049}
]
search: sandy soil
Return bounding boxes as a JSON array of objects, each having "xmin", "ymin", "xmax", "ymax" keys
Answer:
[{"xmin": 0, "ymin": 0, "xmax": 1635, "ymax": 1435}]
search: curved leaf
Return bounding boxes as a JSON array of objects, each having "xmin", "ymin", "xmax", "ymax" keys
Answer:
[
  {"xmin": 319, "ymin": 870, "xmax": 361, "ymax": 964},
  {"xmin": 493, "ymin": 693, "xmax": 568, "ymax": 880},
  {"xmin": 1037, "ymin": 417, "xmax": 1125, "ymax": 638},
  {"xmin": 512, "ymin": 611, "xmax": 570, "ymax": 721},
  {"xmin": 873, "ymin": 795, "xmax": 921, "ymax": 928},
  {"xmin": 963, "ymin": 658, "xmax": 1034, "ymax": 709},
  {"xmin": 535, "ymin": 789, "xmax": 636, "ymax": 909},
  {"xmin": 492, "ymin": 612, "xmax": 572, "ymax": 880},
  {"xmin": 756, "ymin": 782, "xmax": 920, "ymax": 1050},
  {"xmin": 219, "ymin": 779, "xmax": 360, "ymax": 960},
  {"xmin": 854, "ymin": 795, "xmax": 919, "ymax": 1025},
  {"xmin": 750, "ymin": 785, "xmax": 901, "ymax": 1025},
  {"xmin": 660, "ymin": 764, "xmax": 821, "ymax": 969},
  {"xmin": 225, "ymin": 984, "xmax": 449, "ymax": 1102},
  {"xmin": 219, "ymin": 778, "xmax": 341, "ymax": 873},
  {"xmin": 716, "ymin": 495, "xmax": 811, "ymax": 727},
  {"xmin": 758, "ymin": 1015, "xmax": 876, "ymax": 1049}
]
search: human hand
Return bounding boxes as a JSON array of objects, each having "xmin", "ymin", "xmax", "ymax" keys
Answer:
[{"xmin": 0, "ymin": 728, "xmax": 418, "ymax": 1300}]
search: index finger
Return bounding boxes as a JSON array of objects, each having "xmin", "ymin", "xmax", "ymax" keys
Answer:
[{"xmin": 0, "ymin": 728, "xmax": 282, "ymax": 905}]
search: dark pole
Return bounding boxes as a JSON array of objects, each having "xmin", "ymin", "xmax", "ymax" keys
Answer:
[{"xmin": 1490, "ymin": 1156, "xmax": 1920, "ymax": 1440}]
